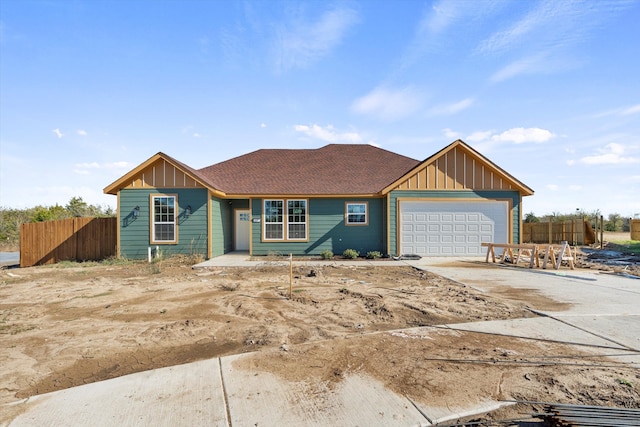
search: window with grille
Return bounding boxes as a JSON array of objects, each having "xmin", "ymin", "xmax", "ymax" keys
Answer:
[
  {"xmin": 287, "ymin": 200, "xmax": 306, "ymax": 240},
  {"xmin": 346, "ymin": 202, "xmax": 368, "ymax": 225},
  {"xmin": 152, "ymin": 195, "xmax": 177, "ymax": 243},
  {"xmin": 263, "ymin": 199, "xmax": 307, "ymax": 241},
  {"xmin": 264, "ymin": 199, "xmax": 284, "ymax": 240}
]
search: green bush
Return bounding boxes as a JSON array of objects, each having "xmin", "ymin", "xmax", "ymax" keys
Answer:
[
  {"xmin": 342, "ymin": 249, "xmax": 359, "ymax": 259},
  {"xmin": 320, "ymin": 249, "xmax": 334, "ymax": 259},
  {"xmin": 366, "ymin": 251, "xmax": 382, "ymax": 259}
]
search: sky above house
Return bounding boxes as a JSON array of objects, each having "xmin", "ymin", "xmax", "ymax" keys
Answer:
[{"xmin": 1, "ymin": 0, "xmax": 639, "ymax": 218}]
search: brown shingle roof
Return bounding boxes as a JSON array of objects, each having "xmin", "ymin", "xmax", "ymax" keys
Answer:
[{"xmin": 198, "ymin": 144, "xmax": 420, "ymax": 195}]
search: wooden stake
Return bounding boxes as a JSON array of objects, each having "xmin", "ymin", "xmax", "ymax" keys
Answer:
[{"xmin": 289, "ymin": 253, "xmax": 293, "ymax": 300}]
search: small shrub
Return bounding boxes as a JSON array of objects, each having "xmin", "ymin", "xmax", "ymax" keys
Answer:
[
  {"xmin": 366, "ymin": 251, "xmax": 382, "ymax": 259},
  {"xmin": 342, "ymin": 249, "xmax": 359, "ymax": 259},
  {"xmin": 320, "ymin": 249, "xmax": 334, "ymax": 260}
]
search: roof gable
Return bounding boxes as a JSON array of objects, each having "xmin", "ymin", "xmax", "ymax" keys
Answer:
[
  {"xmin": 382, "ymin": 140, "xmax": 534, "ymax": 195},
  {"xmin": 103, "ymin": 153, "xmax": 216, "ymax": 195},
  {"xmin": 197, "ymin": 144, "xmax": 420, "ymax": 196}
]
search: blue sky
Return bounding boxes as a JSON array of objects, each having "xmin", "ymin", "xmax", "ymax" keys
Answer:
[{"xmin": 1, "ymin": 0, "xmax": 639, "ymax": 217}]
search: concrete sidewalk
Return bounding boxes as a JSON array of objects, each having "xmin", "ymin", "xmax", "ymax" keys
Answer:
[{"xmin": 4, "ymin": 256, "xmax": 640, "ymax": 426}]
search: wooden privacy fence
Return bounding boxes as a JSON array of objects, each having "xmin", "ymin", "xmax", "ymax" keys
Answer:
[
  {"xmin": 20, "ymin": 217, "xmax": 116, "ymax": 267},
  {"xmin": 632, "ymin": 219, "xmax": 640, "ymax": 240},
  {"xmin": 522, "ymin": 219, "xmax": 595, "ymax": 245}
]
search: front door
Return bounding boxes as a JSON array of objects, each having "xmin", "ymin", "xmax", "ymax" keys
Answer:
[{"xmin": 234, "ymin": 209, "xmax": 251, "ymax": 251}]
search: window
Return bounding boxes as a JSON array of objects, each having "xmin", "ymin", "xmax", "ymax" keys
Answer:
[
  {"xmin": 287, "ymin": 200, "xmax": 306, "ymax": 240},
  {"xmin": 151, "ymin": 195, "xmax": 177, "ymax": 243},
  {"xmin": 346, "ymin": 202, "xmax": 368, "ymax": 225},
  {"xmin": 263, "ymin": 199, "xmax": 308, "ymax": 241},
  {"xmin": 264, "ymin": 199, "xmax": 284, "ymax": 240}
]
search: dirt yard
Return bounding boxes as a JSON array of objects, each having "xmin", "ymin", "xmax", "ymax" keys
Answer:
[{"xmin": 1, "ymin": 254, "xmax": 639, "ymax": 424}]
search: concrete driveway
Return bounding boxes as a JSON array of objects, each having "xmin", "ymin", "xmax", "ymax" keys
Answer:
[
  {"xmin": 408, "ymin": 257, "xmax": 640, "ymax": 366},
  {"xmin": 3, "ymin": 256, "xmax": 639, "ymax": 426}
]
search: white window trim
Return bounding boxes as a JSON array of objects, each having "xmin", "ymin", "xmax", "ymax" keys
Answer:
[
  {"xmin": 263, "ymin": 199, "xmax": 284, "ymax": 241},
  {"xmin": 345, "ymin": 202, "xmax": 368, "ymax": 226},
  {"xmin": 150, "ymin": 194, "xmax": 178, "ymax": 244},
  {"xmin": 286, "ymin": 199, "xmax": 307, "ymax": 241},
  {"xmin": 262, "ymin": 198, "xmax": 309, "ymax": 241}
]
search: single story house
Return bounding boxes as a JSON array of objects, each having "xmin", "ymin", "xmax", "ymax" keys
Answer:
[{"xmin": 103, "ymin": 139, "xmax": 533, "ymax": 259}]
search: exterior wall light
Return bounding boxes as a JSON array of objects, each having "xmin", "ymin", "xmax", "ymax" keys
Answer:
[
  {"xmin": 133, "ymin": 206, "xmax": 140, "ymax": 219},
  {"xmin": 185, "ymin": 205, "xmax": 192, "ymax": 218}
]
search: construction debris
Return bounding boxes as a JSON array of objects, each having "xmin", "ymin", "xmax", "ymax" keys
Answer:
[{"xmin": 534, "ymin": 402, "xmax": 640, "ymax": 427}]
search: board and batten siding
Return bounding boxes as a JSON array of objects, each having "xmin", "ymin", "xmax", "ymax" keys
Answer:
[
  {"xmin": 388, "ymin": 190, "xmax": 522, "ymax": 256},
  {"xmin": 250, "ymin": 198, "xmax": 385, "ymax": 256},
  {"xmin": 119, "ymin": 188, "xmax": 208, "ymax": 259}
]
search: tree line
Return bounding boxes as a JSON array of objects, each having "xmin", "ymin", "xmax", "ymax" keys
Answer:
[
  {"xmin": 524, "ymin": 210, "xmax": 635, "ymax": 232},
  {"xmin": 0, "ymin": 197, "xmax": 115, "ymax": 250}
]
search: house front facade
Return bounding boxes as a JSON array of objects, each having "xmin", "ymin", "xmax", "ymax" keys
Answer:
[{"xmin": 103, "ymin": 140, "xmax": 534, "ymax": 259}]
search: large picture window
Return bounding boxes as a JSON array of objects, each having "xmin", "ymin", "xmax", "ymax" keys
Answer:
[
  {"xmin": 263, "ymin": 199, "xmax": 307, "ymax": 241},
  {"xmin": 151, "ymin": 195, "xmax": 177, "ymax": 243},
  {"xmin": 346, "ymin": 202, "xmax": 368, "ymax": 225}
]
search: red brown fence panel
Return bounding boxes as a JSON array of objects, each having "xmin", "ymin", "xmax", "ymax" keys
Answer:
[{"xmin": 20, "ymin": 217, "xmax": 116, "ymax": 267}]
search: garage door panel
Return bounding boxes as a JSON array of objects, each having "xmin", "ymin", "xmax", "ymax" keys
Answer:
[{"xmin": 399, "ymin": 201, "xmax": 508, "ymax": 256}]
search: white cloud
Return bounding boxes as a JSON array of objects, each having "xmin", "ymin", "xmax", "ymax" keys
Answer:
[
  {"xmin": 461, "ymin": 127, "xmax": 554, "ymax": 152},
  {"xmin": 399, "ymin": 0, "xmax": 502, "ymax": 70},
  {"xmin": 568, "ymin": 185, "xmax": 582, "ymax": 191},
  {"xmin": 193, "ymin": 133, "xmax": 201, "ymax": 138},
  {"xmin": 547, "ymin": 184, "xmax": 559, "ymax": 191},
  {"xmin": 479, "ymin": 1, "xmax": 634, "ymax": 83},
  {"xmin": 274, "ymin": 6, "xmax": 358, "ymax": 72},
  {"xmin": 77, "ymin": 129, "xmax": 88, "ymax": 136},
  {"xmin": 579, "ymin": 143, "xmax": 639, "ymax": 165},
  {"xmin": 442, "ymin": 128, "xmax": 460, "ymax": 139},
  {"xmin": 73, "ymin": 161, "xmax": 132, "ymax": 175},
  {"xmin": 260, "ymin": 123, "xmax": 267, "ymax": 128},
  {"xmin": 294, "ymin": 124, "xmax": 362, "ymax": 143},
  {"xmin": 52, "ymin": 128, "xmax": 63, "ymax": 139},
  {"xmin": 466, "ymin": 130, "xmax": 494, "ymax": 142},
  {"xmin": 422, "ymin": 0, "xmax": 463, "ymax": 34},
  {"xmin": 351, "ymin": 86, "xmax": 425, "ymax": 121},
  {"xmin": 591, "ymin": 104, "xmax": 640, "ymax": 118},
  {"xmin": 622, "ymin": 104, "xmax": 640, "ymax": 115},
  {"xmin": 428, "ymin": 98, "xmax": 474, "ymax": 116},
  {"xmin": 489, "ymin": 53, "xmax": 553, "ymax": 83},
  {"xmin": 491, "ymin": 127, "xmax": 554, "ymax": 144}
]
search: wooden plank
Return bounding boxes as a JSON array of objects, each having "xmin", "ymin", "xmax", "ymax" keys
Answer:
[{"xmin": 482, "ymin": 243, "xmax": 540, "ymax": 268}]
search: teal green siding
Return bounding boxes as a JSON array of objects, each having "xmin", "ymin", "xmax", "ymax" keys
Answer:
[
  {"xmin": 210, "ymin": 198, "xmax": 225, "ymax": 257},
  {"xmin": 210, "ymin": 198, "xmax": 250, "ymax": 256},
  {"xmin": 251, "ymin": 198, "xmax": 386, "ymax": 256},
  {"xmin": 120, "ymin": 188, "xmax": 208, "ymax": 259},
  {"xmin": 388, "ymin": 190, "xmax": 522, "ymax": 256}
]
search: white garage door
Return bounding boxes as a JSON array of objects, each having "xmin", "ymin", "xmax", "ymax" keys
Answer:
[{"xmin": 399, "ymin": 201, "xmax": 508, "ymax": 256}]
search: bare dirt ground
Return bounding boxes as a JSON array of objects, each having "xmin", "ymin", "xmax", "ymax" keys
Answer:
[{"xmin": 1, "ymin": 241, "xmax": 639, "ymax": 425}]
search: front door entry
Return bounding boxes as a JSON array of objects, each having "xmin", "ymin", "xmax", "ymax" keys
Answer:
[{"xmin": 234, "ymin": 209, "xmax": 250, "ymax": 251}]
